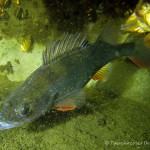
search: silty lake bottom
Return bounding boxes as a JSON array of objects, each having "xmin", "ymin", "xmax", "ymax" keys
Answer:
[{"xmin": 0, "ymin": 0, "xmax": 150, "ymax": 149}]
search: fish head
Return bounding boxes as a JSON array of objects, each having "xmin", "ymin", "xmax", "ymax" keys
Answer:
[{"xmin": 0, "ymin": 85, "xmax": 54, "ymax": 130}]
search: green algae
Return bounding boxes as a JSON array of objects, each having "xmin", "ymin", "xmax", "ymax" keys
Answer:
[{"xmin": 0, "ymin": 61, "xmax": 13, "ymax": 75}]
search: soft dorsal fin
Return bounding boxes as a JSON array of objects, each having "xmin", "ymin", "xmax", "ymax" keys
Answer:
[{"xmin": 42, "ymin": 32, "xmax": 88, "ymax": 66}]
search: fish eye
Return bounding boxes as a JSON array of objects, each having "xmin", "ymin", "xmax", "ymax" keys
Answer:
[{"xmin": 19, "ymin": 103, "xmax": 31, "ymax": 116}]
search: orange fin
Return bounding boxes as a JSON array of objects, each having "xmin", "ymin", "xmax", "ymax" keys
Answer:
[
  {"xmin": 55, "ymin": 106, "xmax": 76, "ymax": 111},
  {"xmin": 54, "ymin": 90, "xmax": 85, "ymax": 111},
  {"xmin": 92, "ymin": 63, "xmax": 112, "ymax": 81},
  {"xmin": 54, "ymin": 100, "xmax": 77, "ymax": 111},
  {"xmin": 128, "ymin": 56, "xmax": 149, "ymax": 69}
]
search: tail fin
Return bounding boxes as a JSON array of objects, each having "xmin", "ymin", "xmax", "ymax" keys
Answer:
[{"xmin": 96, "ymin": 30, "xmax": 149, "ymax": 69}]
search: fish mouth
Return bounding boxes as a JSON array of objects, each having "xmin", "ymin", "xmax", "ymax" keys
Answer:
[
  {"xmin": 0, "ymin": 113, "xmax": 22, "ymax": 130},
  {"xmin": 0, "ymin": 121, "xmax": 22, "ymax": 130}
]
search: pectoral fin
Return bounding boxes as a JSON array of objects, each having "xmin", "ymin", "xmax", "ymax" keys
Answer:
[
  {"xmin": 92, "ymin": 63, "xmax": 112, "ymax": 81},
  {"xmin": 54, "ymin": 90, "xmax": 85, "ymax": 111}
]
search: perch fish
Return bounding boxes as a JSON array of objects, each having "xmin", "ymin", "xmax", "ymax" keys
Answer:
[{"xmin": 0, "ymin": 33, "xmax": 136, "ymax": 130}]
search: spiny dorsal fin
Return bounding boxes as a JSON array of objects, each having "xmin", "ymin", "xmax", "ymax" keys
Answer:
[{"xmin": 42, "ymin": 32, "xmax": 88, "ymax": 66}]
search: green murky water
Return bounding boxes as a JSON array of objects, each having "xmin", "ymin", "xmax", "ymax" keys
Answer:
[{"xmin": 0, "ymin": 0, "xmax": 149, "ymax": 150}]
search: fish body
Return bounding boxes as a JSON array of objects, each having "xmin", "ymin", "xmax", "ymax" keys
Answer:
[{"xmin": 0, "ymin": 33, "xmax": 135, "ymax": 130}]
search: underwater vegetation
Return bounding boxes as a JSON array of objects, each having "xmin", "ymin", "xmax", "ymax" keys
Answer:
[
  {"xmin": 42, "ymin": 0, "xmax": 140, "ymax": 32},
  {"xmin": 102, "ymin": 0, "xmax": 138, "ymax": 17},
  {"xmin": 43, "ymin": 0, "xmax": 100, "ymax": 32},
  {"xmin": 0, "ymin": 0, "xmax": 10, "ymax": 7},
  {"xmin": 121, "ymin": 1, "xmax": 150, "ymax": 33},
  {"xmin": 0, "ymin": 0, "xmax": 52, "ymax": 46},
  {"xmin": 121, "ymin": 0, "xmax": 150, "ymax": 69}
]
